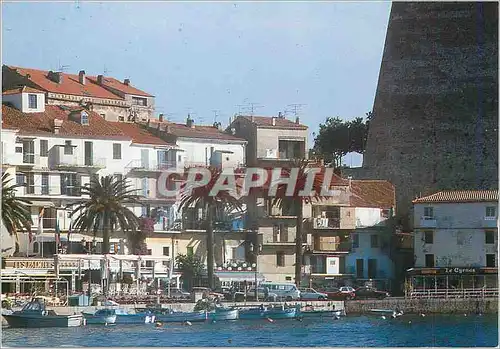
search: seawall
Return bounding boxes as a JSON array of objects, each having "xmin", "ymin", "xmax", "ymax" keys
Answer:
[{"xmin": 345, "ymin": 298, "xmax": 498, "ymax": 315}]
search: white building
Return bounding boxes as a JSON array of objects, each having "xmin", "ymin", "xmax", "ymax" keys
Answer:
[{"xmin": 408, "ymin": 190, "xmax": 498, "ymax": 295}]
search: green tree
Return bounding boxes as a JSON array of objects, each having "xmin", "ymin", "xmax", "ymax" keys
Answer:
[
  {"xmin": 128, "ymin": 217, "xmax": 154, "ymax": 255},
  {"xmin": 178, "ymin": 166, "xmax": 243, "ymax": 289},
  {"xmin": 69, "ymin": 175, "xmax": 141, "ymax": 255},
  {"xmin": 1, "ymin": 173, "xmax": 32, "ymax": 252},
  {"xmin": 176, "ymin": 253, "xmax": 204, "ymax": 291}
]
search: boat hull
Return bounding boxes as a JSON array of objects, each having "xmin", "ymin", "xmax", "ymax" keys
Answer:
[
  {"xmin": 208, "ymin": 309, "xmax": 239, "ymax": 321},
  {"xmin": 155, "ymin": 311, "xmax": 207, "ymax": 323},
  {"xmin": 239, "ymin": 308, "xmax": 296, "ymax": 320},
  {"xmin": 83, "ymin": 314, "xmax": 117, "ymax": 325},
  {"xmin": 115, "ymin": 314, "xmax": 156, "ymax": 324},
  {"xmin": 4, "ymin": 314, "xmax": 83, "ymax": 328},
  {"xmin": 299, "ymin": 310, "xmax": 342, "ymax": 318}
]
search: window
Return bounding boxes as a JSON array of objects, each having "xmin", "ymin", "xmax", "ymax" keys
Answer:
[
  {"xmin": 25, "ymin": 173, "xmax": 34, "ymax": 194},
  {"xmin": 64, "ymin": 141, "xmax": 73, "ymax": 155},
  {"xmin": 114, "ymin": 174, "xmax": 123, "ymax": 183},
  {"xmin": 276, "ymin": 252, "xmax": 285, "ymax": 267},
  {"xmin": 367, "ymin": 259, "xmax": 377, "ymax": 279},
  {"xmin": 113, "ymin": 143, "xmax": 121, "ymax": 159},
  {"xmin": 15, "ymin": 146, "xmax": 22, "ymax": 153},
  {"xmin": 486, "ymin": 254, "xmax": 496, "ymax": 267},
  {"xmin": 178, "ymin": 154, "xmax": 182, "ymax": 162},
  {"xmin": 186, "ymin": 247, "xmax": 194, "ymax": 256},
  {"xmin": 60, "ymin": 173, "xmax": 78, "ymax": 196},
  {"xmin": 16, "ymin": 173, "xmax": 25, "ymax": 186},
  {"xmin": 423, "ymin": 207, "xmax": 434, "ymax": 219},
  {"xmin": 425, "ymin": 254, "xmax": 435, "ymax": 267},
  {"xmin": 356, "ymin": 259, "xmax": 364, "ymax": 278},
  {"xmin": 41, "ymin": 173, "xmax": 49, "ymax": 195},
  {"xmin": 142, "ymin": 178, "xmax": 148, "ymax": 197},
  {"xmin": 163, "ymin": 246, "xmax": 170, "ymax": 256},
  {"xmin": 486, "ymin": 206, "xmax": 496, "ymax": 218},
  {"xmin": 80, "ymin": 112, "xmax": 89, "ymax": 125},
  {"xmin": 28, "ymin": 94, "xmax": 37, "ymax": 109},
  {"xmin": 100, "ymin": 113, "xmax": 106, "ymax": 119},
  {"xmin": 424, "ymin": 231, "xmax": 434, "ymax": 244},
  {"xmin": 40, "ymin": 140, "xmax": 48, "ymax": 157},
  {"xmin": 132, "ymin": 97, "xmax": 147, "ymax": 106},
  {"xmin": 485, "ymin": 230, "xmax": 495, "ymax": 244},
  {"xmin": 370, "ymin": 234, "xmax": 379, "ymax": 248},
  {"xmin": 352, "ymin": 234, "xmax": 359, "ymax": 248},
  {"xmin": 146, "ymin": 249, "xmax": 153, "ymax": 268},
  {"xmin": 22, "ymin": 140, "xmax": 35, "ymax": 163}
]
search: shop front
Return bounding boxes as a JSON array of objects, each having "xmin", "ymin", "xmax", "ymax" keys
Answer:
[{"xmin": 406, "ymin": 267, "xmax": 498, "ymax": 299}]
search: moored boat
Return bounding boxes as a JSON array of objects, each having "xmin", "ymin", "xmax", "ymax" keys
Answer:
[
  {"xmin": 113, "ymin": 308, "xmax": 156, "ymax": 324},
  {"xmin": 298, "ymin": 309, "xmax": 342, "ymax": 318},
  {"xmin": 82, "ymin": 309, "xmax": 117, "ymax": 325},
  {"xmin": 207, "ymin": 307, "xmax": 239, "ymax": 321},
  {"xmin": 3, "ymin": 298, "xmax": 83, "ymax": 328},
  {"xmin": 238, "ymin": 305, "xmax": 297, "ymax": 320},
  {"xmin": 154, "ymin": 309, "xmax": 208, "ymax": 323}
]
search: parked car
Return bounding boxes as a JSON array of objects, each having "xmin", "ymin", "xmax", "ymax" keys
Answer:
[
  {"xmin": 299, "ymin": 288, "xmax": 328, "ymax": 300},
  {"xmin": 354, "ymin": 286, "xmax": 390, "ymax": 299},
  {"xmin": 260, "ymin": 282, "xmax": 301, "ymax": 301},
  {"xmin": 192, "ymin": 287, "xmax": 224, "ymax": 299},
  {"xmin": 322, "ymin": 287, "xmax": 356, "ymax": 300},
  {"xmin": 167, "ymin": 288, "xmax": 191, "ymax": 299},
  {"xmin": 233, "ymin": 287, "xmax": 278, "ymax": 302}
]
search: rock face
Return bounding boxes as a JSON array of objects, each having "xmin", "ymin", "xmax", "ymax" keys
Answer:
[{"xmin": 362, "ymin": 2, "xmax": 498, "ymax": 227}]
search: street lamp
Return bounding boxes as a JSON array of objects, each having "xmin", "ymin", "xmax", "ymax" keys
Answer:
[{"xmin": 250, "ymin": 242, "xmax": 262, "ymax": 301}]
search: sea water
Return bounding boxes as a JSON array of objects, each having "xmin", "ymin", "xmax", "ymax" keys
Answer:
[{"xmin": 2, "ymin": 314, "xmax": 498, "ymax": 347}]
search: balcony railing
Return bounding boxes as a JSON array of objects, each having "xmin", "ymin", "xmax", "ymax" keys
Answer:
[
  {"xmin": 408, "ymin": 288, "xmax": 499, "ymax": 299},
  {"xmin": 126, "ymin": 160, "xmax": 178, "ymax": 172},
  {"xmin": 312, "ymin": 241, "xmax": 351, "ymax": 253},
  {"xmin": 419, "ymin": 216, "xmax": 437, "ymax": 228},
  {"xmin": 313, "ymin": 217, "xmax": 341, "ymax": 229}
]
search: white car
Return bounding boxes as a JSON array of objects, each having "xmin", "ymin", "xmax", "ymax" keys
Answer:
[
  {"xmin": 299, "ymin": 288, "xmax": 328, "ymax": 300},
  {"xmin": 339, "ymin": 286, "xmax": 356, "ymax": 294}
]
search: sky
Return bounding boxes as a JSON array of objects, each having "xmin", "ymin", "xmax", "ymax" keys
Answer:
[{"xmin": 2, "ymin": 1, "xmax": 391, "ymax": 167}]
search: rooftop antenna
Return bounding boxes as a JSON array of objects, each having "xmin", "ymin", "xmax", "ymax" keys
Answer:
[
  {"xmin": 236, "ymin": 105, "xmax": 246, "ymax": 116},
  {"xmin": 103, "ymin": 65, "xmax": 111, "ymax": 76},
  {"xmin": 57, "ymin": 59, "xmax": 70, "ymax": 72},
  {"xmin": 247, "ymin": 102, "xmax": 263, "ymax": 116},
  {"xmin": 212, "ymin": 110, "xmax": 220, "ymax": 123},
  {"xmin": 287, "ymin": 104, "xmax": 306, "ymax": 117}
]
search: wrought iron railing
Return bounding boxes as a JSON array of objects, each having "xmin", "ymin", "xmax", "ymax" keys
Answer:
[{"xmin": 408, "ymin": 288, "xmax": 499, "ymax": 299}]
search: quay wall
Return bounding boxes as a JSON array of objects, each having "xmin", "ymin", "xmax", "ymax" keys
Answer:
[{"xmin": 345, "ymin": 298, "xmax": 499, "ymax": 314}]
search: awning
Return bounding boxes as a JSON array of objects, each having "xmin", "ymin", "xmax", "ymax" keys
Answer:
[
  {"xmin": 215, "ymin": 271, "xmax": 265, "ymax": 283},
  {"xmin": 30, "ymin": 201, "xmax": 55, "ymax": 208}
]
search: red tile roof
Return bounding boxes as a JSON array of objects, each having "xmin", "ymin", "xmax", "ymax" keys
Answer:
[
  {"xmin": 2, "ymin": 104, "xmax": 129, "ymax": 139},
  {"xmin": 86, "ymin": 76, "xmax": 153, "ymax": 97},
  {"xmin": 239, "ymin": 115, "xmax": 308, "ymax": 130},
  {"xmin": 350, "ymin": 180, "xmax": 395, "ymax": 209},
  {"xmin": 412, "ymin": 190, "xmax": 499, "ymax": 203},
  {"xmin": 5, "ymin": 66, "xmax": 152, "ymax": 100},
  {"xmin": 147, "ymin": 120, "xmax": 246, "ymax": 141},
  {"xmin": 112, "ymin": 122, "xmax": 173, "ymax": 146},
  {"xmin": 3, "ymin": 86, "xmax": 46, "ymax": 95}
]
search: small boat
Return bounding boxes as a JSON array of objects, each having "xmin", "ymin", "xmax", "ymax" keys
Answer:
[
  {"xmin": 368, "ymin": 309, "xmax": 404, "ymax": 318},
  {"xmin": 239, "ymin": 305, "xmax": 297, "ymax": 320},
  {"xmin": 113, "ymin": 308, "xmax": 156, "ymax": 324},
  {"xmin": 207, "ymin": 307, "xmax": 239, "ymax": 321},
  {"xmin": 154, "ymin": 309, "xmax": 208, "ymax": 323},
  {"xmin": 3, "ymin": 298, "xmax": 83, "ymax": 328},
  {"xmin": 82, "ymin": 309, "xmax": 117, "ymax": 325},
  {"xmin": 299, "ymin": 309, "xmax": 343, "ymax": 318}
]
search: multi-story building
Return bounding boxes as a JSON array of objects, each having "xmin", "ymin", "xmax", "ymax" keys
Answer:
[
  {"xmin": 2, "ymin": 65, "xmax": 155, "ymax": 122},
  {"xmin": 408, "ymin": 190, "xmax": 498, "ymax": 297}
]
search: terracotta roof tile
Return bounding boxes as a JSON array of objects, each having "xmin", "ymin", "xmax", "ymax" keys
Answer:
[
  {"xmin": 112, "ymin": 122, "xmax": 173, "ymax": 146},
  {"xmin": 350, "ymin": 180, "xmax": 395, "ymax": 209},
  {"xmin": 3, "ymin": 86, "xmax": 46, "ymax": 95},
  {"xmin": 2, "ymin": 104, "xmax": 129, "ymax": 139},
  {"xmin": 147, "ymin": 120, "xmax": 246, "ymax": 141},
  {"xmin": 239, "ymin": 115, "xmax": 308, "ymax": 130},
  {"xmin": 86, "ymin": 76, "xmax": 153, "ymax": 97},
  {"xmin": 6, "ymin": 66, "xmax": 122, "ymax": 100},
  {"xmin": 412, "ymin": 190, "xmax": 499, "ymax": 203}
]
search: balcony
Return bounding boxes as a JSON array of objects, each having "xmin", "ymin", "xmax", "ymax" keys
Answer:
[
  {"xmin": 50, "ymin": 147, "xmax": 106, "ymax": 170},
  {"xmin": 313, "ymin": 217, "xmax": 341, "ymax": 229},
  {"xmin": 126, "ymin": 160, "xmax": 178, "ymax": 172},
  {"xmin": 312, "ymin": 240, "xmax": 351, "ymax": 253},
  {"xmin": 419, "ymin": 216, "xmax": 437, "ymax": 228},
  {"xmin": 483, "ymin": 217, "xmax": 498, "ymax": 228}
]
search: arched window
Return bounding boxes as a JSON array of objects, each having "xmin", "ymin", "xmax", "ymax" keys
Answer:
[{"xmin": 81, "ymin": 111, "xmax": 89, "ymax": 125}]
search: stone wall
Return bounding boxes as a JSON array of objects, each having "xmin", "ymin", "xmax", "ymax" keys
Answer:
[
  {"xmin": 361, "ymin": 3, "xmax": 499, "ymax": 229},
  {"xmin": 345, "ymin": 298, "xmax": 498, "ymax": 314}
]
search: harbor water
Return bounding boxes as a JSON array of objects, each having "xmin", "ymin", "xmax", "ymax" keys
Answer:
[{"xmin": 2, "ymin": 314, "xmax": 498, "ymax": 347}]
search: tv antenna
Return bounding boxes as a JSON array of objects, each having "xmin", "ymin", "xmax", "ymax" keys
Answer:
[
  {"xmin": 57, "ymin": 59, "xmax": 70, "ymax": 72},
  {"xmin": 212, "ymin": 110, "xmax": 221, "ymax": 123},
  {"xmin": 235, "ymin": 105, "xmax": 246, "ymax": 115},
  {"xmin": 103, "ymin": 65, "xmax": 111, "ymax": 75},
  {"xmin": 247, "ymin": 102, "xmax": 263, "ymax": 116},
  {"xmin": 287, "ymin": 103, "xmax": 306, "ymax": 117}
]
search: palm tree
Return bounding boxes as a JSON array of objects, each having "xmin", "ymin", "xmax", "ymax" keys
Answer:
[
  {"xmin": 69, "ymin": 175, "xmax": 141, "ymax": 255},
  {"xmin": 1, "ymin": 172, "xmax": 33, "ymax": 252},
  {"xmin": 178, "ymin": 166, "xmax": 243, "ymax": 289},
  {"xmin": 269, "ymin": 159, "xmax": 330, "ymax": 287}
]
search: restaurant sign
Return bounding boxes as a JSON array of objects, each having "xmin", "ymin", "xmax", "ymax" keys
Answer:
[
  {"xmin": 410, "ymin": 267, "xmax": 498, "ymax": 275},
  {"xmin": 3, "ymin": 258, "xmax": 82, "ymax": 270}
]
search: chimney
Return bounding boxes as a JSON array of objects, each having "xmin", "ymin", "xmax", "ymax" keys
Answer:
[
  {"xmin": 79, "ymin": 70, "xmax": 86, "ymax": 85},
  {"xmin": 295, "ymin": 116, "xmax": 300, "ymax": 124},
  {"xmin": 124, "ymin": 78, "xmax": 130, "ymax": 86},
  {"xmin": 53, "ymin": 119, "xmax": 63, "ymax": 134},
  {"xmin": 278, "ymin": 112, "xmax": 283, "ymax": 118},
  {"xmin": 158, "ymin": 114, "xmax": 164, "ymax": 122},
  {"xmin": 272, "ymin": 117, "xmax": 276, "ymax": 126},
  {"xmin": 26, "ymin": 74, "xmax": 31, "ymax": 80},
  {"xmin": 166, "ymin": 125, "xmax": 172, "ymax": 134},
  {"xmin": 251, "ymin": 115, "xmax": 254, "ymax": 122},
  {"xmin": 186, "ymin": 114, "xmax": 194, "ymax": 128},
  {"xmin": 97, "ymin": 75, "xmax": 104, "ymax": 85},
  {"xmin": 48, "ymin": 71, "xmax": 63, "ymax": 84}
]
